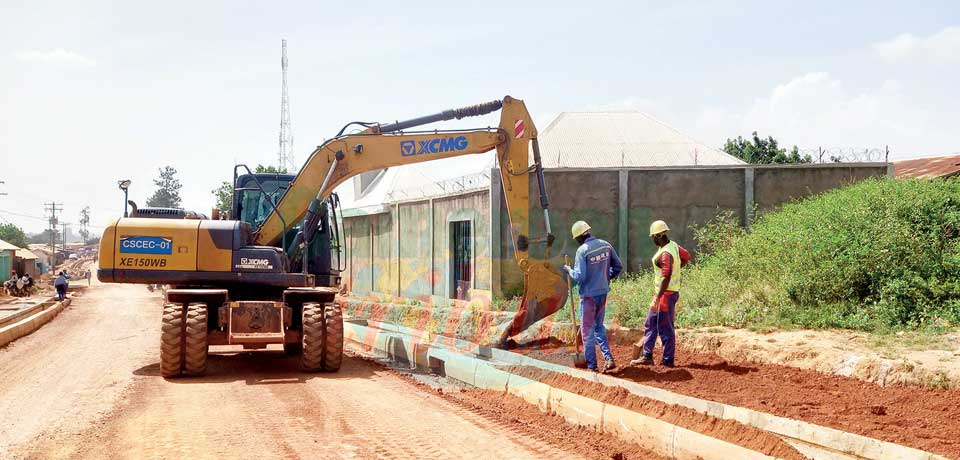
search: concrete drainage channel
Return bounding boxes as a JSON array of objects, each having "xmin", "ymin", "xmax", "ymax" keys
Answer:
[
  {"xmin": 343, "ymin": 318, "xmax": 947, "ymax": 460},
  {"xmin": 0, "ymin": 296, "xmax": 73, "ymax": 347}
]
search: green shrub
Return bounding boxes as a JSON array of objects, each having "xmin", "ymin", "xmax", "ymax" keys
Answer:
[{"xmin": 611, "ymin": 177, "xmax": 960, "ymax": 332}]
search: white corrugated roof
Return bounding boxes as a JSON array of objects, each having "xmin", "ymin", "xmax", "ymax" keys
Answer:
[
  {"xmin": 337, "ymin": 111, "xmax": 742, "ymax": 211},
  {"xmin": 0, "ymin": 239, "xmax": 20, "ymax": 251},
  {"xmin": 15, "ymin": 248, "xmax": 38, "ymax": 259},
  {"xmin": 535, "ymin": 112, "xmax": 744, "ymax": 168}
]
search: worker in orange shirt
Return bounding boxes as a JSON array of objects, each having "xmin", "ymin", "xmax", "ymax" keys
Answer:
[{"xmin": 631, "ymin": 220, "xmax": 690, "ymax": 368}]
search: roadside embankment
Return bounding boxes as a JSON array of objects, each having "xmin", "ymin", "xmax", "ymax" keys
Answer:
[
  {"xmin": 517, "ymin": 329, "xmax": 960, "ymax": 459},
  {"xmin": 0, "ymin": 295, "xmax": 74, "ymax": 347}
]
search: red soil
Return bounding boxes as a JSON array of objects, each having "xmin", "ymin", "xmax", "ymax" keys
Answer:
[
  {"xmin": 505, "ymin": 365, "xmax": 807, "ymax": 459},
  {"xmin": 516, "ymin": 335, "xmax": 960, "ymax": 458}
]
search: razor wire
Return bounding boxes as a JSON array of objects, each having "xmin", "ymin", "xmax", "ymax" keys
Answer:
[
  {"xmin": 798, "ymin": 147, "xmax": 890, "ymax": 164},
  {"xmin": 384, "ymin": 170, "xmax": 492, "ymax": 203}
]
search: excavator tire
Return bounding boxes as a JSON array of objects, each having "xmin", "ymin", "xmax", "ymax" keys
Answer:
[
  {"xmin": 183, "ymin": 303, "xmax": 208, "ymax": 376},
  {"xmin": 300, "ymin": 302, "xmax": 324, "ymax": 372},
  {"xmin": 160, "ymin": 303, "xmax": 185, "ymax": 378},
  {"xmin": 321, "ymin": 303, "xmax": 343, "ymax": 372}
]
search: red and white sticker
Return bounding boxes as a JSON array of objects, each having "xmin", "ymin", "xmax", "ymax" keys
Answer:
[{"xmin": 514, "ymin": 119, "xmax": 525, "ymax": 138}]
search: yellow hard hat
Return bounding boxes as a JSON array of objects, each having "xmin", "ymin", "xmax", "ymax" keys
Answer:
[
  {"xmin": 649, "ymin": 220, "xmax": 670, "ymax": 236},
  {"xmin": 571, "ymin": 220, "xmax": 591, "ymax": 238}
]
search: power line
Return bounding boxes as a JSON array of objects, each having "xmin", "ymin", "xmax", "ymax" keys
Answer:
[{"xmin": 0, "ymin": 209, "xmax": 48, "ymax": 220}]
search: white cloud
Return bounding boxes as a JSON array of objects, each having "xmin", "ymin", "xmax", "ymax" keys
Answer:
[
  {"xmin": 693, "ymin": 72, "xmax": 954, "ymax": 158},
  {"xmin": 873, "ymin": 26, "xmax": 960, "ymax": 64},
  {"xmin": 13, "ymin": 48, "xmax": 96, "ymax": 66}
]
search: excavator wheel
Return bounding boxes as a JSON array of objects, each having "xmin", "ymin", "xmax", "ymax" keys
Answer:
[
  {"xmin": 321, "ymin": 303, "xmax": 343, "ymax": 372},
  {"xmin": 300, "ymin": 302, "xmax": 325, "ymax": 372},
  {"xmin": 160, "ymin": 303, "xmax": 185, "ymax": 378},
  {"xmin": 183, "ymin": 303, "xmax": 208, "ymax": 376}
]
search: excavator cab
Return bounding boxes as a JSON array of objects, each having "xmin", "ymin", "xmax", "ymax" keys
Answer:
[{"xmin": 232, "ymin": 169, "xmax": 343, "ymax": 288}]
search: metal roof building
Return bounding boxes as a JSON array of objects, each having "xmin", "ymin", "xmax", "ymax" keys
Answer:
[
  {"xmin": 894, "ymin": 153, "xmax": 960, "ymax": 179},
  {"xmin": 535, "ymin": 112, "xmax": 744, "ymax": 168}
]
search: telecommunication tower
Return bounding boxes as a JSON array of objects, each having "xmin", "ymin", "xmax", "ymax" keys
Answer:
[{"xmin": 278, "ymin": 39, "xmax": 294, "ymax": 172}]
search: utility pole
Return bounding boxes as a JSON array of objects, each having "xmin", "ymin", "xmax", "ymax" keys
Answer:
[
  {"xmin": 45, "ymin": 202, "xmax": 63, "ymax": 270},
  {"xmin": 278, "ymin": 39, "xmax": 294, "ymax": 172},
  {"xmin": 61, "ymin": 222, "xmax": 69, "ymax": 251}
]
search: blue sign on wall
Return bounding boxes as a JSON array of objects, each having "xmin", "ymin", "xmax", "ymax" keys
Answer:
[{"xmin": 119, "ymin": 236, "xmax": 173, "ymax": 255}]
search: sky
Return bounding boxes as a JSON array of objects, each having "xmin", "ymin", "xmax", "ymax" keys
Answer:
[{"xmin": 1, "ymin": 0, "xmax": 958, "ymax": 234}]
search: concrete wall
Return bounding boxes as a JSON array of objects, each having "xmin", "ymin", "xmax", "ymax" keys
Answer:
[
  {"xmin": 492, "ymin": 163, "xmax": 890, "ymax": 296},
  {"xmin": 344, "ymin": 163, "xmax": 890, "ymax": 299}
]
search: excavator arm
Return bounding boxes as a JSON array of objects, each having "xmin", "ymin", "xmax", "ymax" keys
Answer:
[{"xmin": 257, "ymin": 96, "xmax": 567, "ymax": 346}]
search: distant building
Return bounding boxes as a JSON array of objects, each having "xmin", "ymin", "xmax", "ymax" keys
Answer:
[
  {"xmin": 894, "ymin": 153, "xmax": 960, "ymax": 179},
  {"xmin": 14, "ymin": 248, "xmax": 41, "ymax": 277}
]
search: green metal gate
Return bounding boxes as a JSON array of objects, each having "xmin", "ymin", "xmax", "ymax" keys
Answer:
[{"xmin": 0, "ymin": 252, "xmax": 10, "ymax": 281}]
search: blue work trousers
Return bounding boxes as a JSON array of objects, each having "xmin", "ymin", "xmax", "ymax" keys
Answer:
[
  {"xmin": 580, "ymin": 294, "xmax": 613, "ymax": 370},
  {"xmin": 641, "ymin": 291, "xmax": 679, "ymax": 362}
]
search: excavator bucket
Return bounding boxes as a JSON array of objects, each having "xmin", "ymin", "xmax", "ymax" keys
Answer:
[{"xmin": 497, "ymin": 262, "xmax": 569, "ymax": 346}]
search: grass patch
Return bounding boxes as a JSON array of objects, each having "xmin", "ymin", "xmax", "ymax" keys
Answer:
[{"xmin": 609, "ymin": 178, "xmax": 960, "ymax": 335}]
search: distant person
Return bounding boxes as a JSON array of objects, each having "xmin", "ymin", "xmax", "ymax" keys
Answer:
[
  {"xmin": 20, "ymin": 273, "xmax": 33, "ymax": 296},
  {"xmin": 563, "ymin": 220, "xmax": 623, "ymax": 373},
  {"xmin": 4, "ymin": 270, "xmax": 18, "ymax": 293},
  {"xmin": 631, "ymin": 220, "xmax": 690, "ymax": 368},
  {"xmin": 85, "ymin": 270, "xmax": 91, "ymax": 286},
  {"xmin": 54, "ymin": 271, "xmax": 71, "ymax": 301}
]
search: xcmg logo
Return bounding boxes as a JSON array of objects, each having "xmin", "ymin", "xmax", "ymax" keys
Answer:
[{"xmin": 400, "ymin": 136, "xmax": 468, "ymax": 157}]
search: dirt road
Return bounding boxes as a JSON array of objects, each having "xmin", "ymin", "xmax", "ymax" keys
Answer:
[{"xmin": 0, "ymin": 282, "xmax": 588, "ymax": 460}]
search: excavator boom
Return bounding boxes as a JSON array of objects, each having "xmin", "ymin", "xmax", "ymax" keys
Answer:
[
  {"xmin": 256, "ymin": 96, "xmax": 567, "ymax": 345},
  {"xmin": 97, "ymin": 96, "xmax": 568, "ymax": 350}
]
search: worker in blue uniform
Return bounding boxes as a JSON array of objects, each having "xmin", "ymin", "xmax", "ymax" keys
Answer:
[{"xmin": 563, "ymin": 220, "xmax": 623, "ymax": 373}]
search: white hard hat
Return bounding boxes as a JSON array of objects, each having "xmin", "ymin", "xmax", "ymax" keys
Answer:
[
  {"xmin": 571, "ymin": 220, "xmax": 591, "ymax": 238},
  {"xmin": 649, "ymin": 220, "xmax": 670, "ymax": 236}
]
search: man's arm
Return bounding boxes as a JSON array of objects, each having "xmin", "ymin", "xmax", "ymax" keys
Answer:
[
  {"xmin": 568, "ymin": 247, "xmax": 587, "ymax": 284},
  {"xmin": 679, "ymin": 246, "xmax": 691, "ymax": 268},
  {"xmin": 609, "ymin": 247, "xmax": 623, "ymax": 280}
]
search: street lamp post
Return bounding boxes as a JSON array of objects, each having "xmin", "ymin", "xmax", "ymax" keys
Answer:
[{"xmin": 118, "ymin": 180, "xmax": 132, "ymax": 217}]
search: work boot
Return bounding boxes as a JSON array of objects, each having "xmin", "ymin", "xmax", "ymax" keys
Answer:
[
  {"xmin": 630, "ymin": 354, "xmax": 654, "ymax": 366},
  {"xmin": 660, "ymin": 359, "xmax": 675, "ymax": 368},
  {"xmin": 601, "ymin": 359, "xmax": 617, "ymax": 373}
]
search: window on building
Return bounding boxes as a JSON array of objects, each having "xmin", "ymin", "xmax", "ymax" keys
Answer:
[{"xmin": 450, "ymin": 220, "xmax": 472, "ymax": 300}]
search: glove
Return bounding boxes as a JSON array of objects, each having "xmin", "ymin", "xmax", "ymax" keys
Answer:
[{"xmin": 562, "ymin": 264, "xmax": 572, "ymax": 274}]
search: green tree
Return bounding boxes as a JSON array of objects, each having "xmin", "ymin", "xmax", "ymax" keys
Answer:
[
  {"xmin": 0, "ymin": 223, "xmax": 28, "ymax": 248},
  {"xmin": 27, "ymin": 229, "xmax": 57, "ymax": 245},
  {"xmin": 146, "ymin": 166, "xmax": 183, "ymax": 208},
  {"xmin": 79, "ymin": 206, "xmax": 91, "ymax": 244},
  {"xmin": 255, "ymin": 165, "xmax": 287, "ymax": 174},
  {"xmin": 723, "ymin": 132, "xmax": 812, "ymax": 164},
  {"xmin": 211, "ymin": 165, "xmax": 288, "ymax": 217},
  {"xmin": 212, "ymin": 181, "xmax": 233, "ymax": 218}
]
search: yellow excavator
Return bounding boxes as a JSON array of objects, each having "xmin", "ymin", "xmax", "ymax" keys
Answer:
[{"xmin": 97, "ymin": 96, "xmax": 567, "ymax": 377}]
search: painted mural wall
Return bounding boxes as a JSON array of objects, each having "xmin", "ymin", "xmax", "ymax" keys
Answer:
[{"xmin": 343, "ymin": 190, "xmax": 491, "ymax": 301}]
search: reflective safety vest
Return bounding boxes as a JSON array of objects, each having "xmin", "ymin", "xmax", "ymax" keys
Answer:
[{"xmin": 652, "ymin": 240, "xmax": 682, "ymax": 292}]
